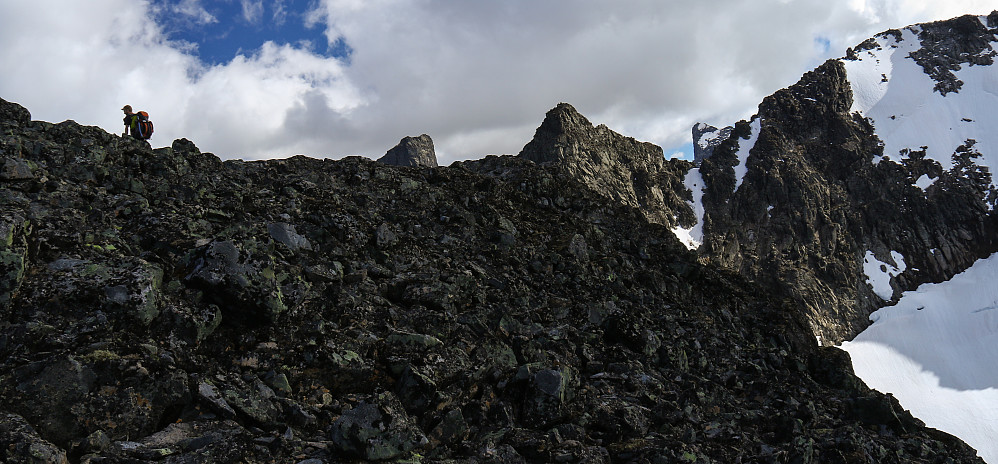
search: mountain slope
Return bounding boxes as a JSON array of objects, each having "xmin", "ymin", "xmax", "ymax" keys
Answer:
[
  {"xmin": 687, "ymin": 11, "xmax": 998, "ymax": 345},
  {"xmin": 0, "ymin": 97, "xmax": 985, "ymax": 462},
  {"xmin": 672, "ymin": 11, "xmax": 998, "ymax": 462}
]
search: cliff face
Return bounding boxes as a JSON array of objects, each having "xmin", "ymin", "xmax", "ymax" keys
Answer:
[
  {"xmin": 0, "ymin": 97, "xmax": 984, "ymax": 462},
  {"xmin": 693, "ymin": 12, "xmax": 998, "ymax": 344},
  {"xmin": 518, "ymin": 103, "xmax": 695, "ymax": 229}
]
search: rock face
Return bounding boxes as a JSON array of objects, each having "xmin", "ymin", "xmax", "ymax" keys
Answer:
[
  {"xmin": 377, "ymin": 134, "xmax": 438, "ymax": 167},
  {"xmin": 518, "ymin": 103, "xmax": 695, "ymax": 229},
  {"xmin": 693, "ymin": 13, "xmax": 998, "ymax": 344},
  {"xmin": 692, "ymin": 122, "xmax": 732, "ymax": 166},
  {"xmin": 0, "ymin": 96, "xmax": 984, "ymax": 462}
]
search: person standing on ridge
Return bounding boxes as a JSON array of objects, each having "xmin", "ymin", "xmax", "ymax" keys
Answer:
[{"xmin": 122, "ymin": 105, "xmax": 140, "ymax": 139}]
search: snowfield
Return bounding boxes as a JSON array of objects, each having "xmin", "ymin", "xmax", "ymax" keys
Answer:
[
  {"xmin": 842, "ymin": 252, "xmax": 998, "ymax": 463},
  {"xmin": 844, "ymin": 21, "xmax": 998, "ymax": 184}
]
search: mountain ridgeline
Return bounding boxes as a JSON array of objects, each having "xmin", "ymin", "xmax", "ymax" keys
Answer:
[{"xmin": 0, "ymin": 11, "xmax": 996, "ymax": 464}]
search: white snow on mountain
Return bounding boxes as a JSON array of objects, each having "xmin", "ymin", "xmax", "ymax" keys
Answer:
[
  {"xmin": 915, "ymin": 173, "xmax": 937, "ymax": 190},
  {"xmin": 862, "ymin": 250, "xmax": 906, "ymax": 300},
  {"xmin": 672, "ymin": 167, "xmax": 706, "ymax": 250},
  {"xmin": 844, "ymin": 16, "xmax": 998, "ymax": 182},
  {"xmin": 842, "ymin": 252, "xmax": 998, "ymax": 463},
  {"xmin": 734, "ymin": 117, "xmax": 761, "ymax": 192},
  {"xmin": 842, "ymin": 16, "xmax": 998, "ymax": 461},
  {"xmin": 696, "ymin": 128, "xmax": 725, "ymax": 149}
]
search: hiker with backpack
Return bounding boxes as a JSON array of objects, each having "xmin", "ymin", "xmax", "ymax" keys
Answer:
[{"xmin": 121, "ymin": 105, "xmax": 154, "ymax": 140}]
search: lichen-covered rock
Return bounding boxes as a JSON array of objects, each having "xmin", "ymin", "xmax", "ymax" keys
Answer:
[
  {"xmin": 0, "ymin": 412, "xmax": 69, "ymax": 464},
  {"xmin": 329, "ymin": 392, "xmax": 427, "ymax": 460},
  {"xmin": 0, "ymin": 98, "xmax": 31, "ymax": 130},
  {"xmin": 183, "ymin": 240, "xmax": 287, "ymax": 324}
]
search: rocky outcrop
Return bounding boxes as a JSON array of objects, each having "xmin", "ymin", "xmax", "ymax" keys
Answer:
[
  {"xmin": 0, "ymin": 96, "xmax": 984, "ymax": 462},
  {"xmin": 377, "ymin": 134, "xmax": 438, "ymax": 167},
  {"xmin": 693, "ymin": 122, "xmax": 732, "ymax": 166},
  {"xmin": 697, "ymin": 50, "xmax": 998, "ymax": 343},
  {"xmin": 518, "ymin": 103, "xmax": 695, "ymax": 229}
]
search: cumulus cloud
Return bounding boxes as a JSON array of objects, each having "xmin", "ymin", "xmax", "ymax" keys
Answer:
[{"xmin": 0, "ymin": 0, "xmax": 995, "ymax": 163}]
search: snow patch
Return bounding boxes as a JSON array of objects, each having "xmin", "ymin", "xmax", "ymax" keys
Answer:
[
  {"xmin": 863, "ymin": 250, "xmax": 905, "ymax": 300},
  {"xmin": 842, "ymin": 252, "xmax": 998, "ymax": 463},
  {"xmin": 672, "ymin": 168, "xmax": 705, "ymax": 250},
  {"xmin": 915, "ymin": 174, "xmax": 936, "ymax": 190},
  {"xmin": 696, "ymin": 129, "xmax": 724, "ymax": 148},
  {"xmin": 734, "ymin": 118, "xmax": 761, "ymax": 192}
]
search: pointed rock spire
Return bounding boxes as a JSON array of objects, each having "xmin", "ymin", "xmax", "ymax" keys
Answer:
[
  {"xmin": 517, "ymin": 103, "xmax": 693, "ymax": 228},
  {"xmin": 378, "ymin": 134, "xmax": 438, "ymax": 167},
  {"xmin": 692, "ymin": 122, "xmax": 732, "ymax": 167}
]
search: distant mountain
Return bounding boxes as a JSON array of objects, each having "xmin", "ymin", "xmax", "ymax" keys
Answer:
[{"xmin": 692, "ymin": 122, "xmax": 732, "ymax": 167}]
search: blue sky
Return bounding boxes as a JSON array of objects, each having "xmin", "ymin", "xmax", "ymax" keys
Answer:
[
  {"xmin": 1, "ymin": 1, "xmax": 995, "ymax": 162},
  {"xmin": 150, "ymin": 0, "xmax": 351, "ymax": 65}
]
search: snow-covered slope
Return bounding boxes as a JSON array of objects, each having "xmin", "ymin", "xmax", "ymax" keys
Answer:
[
  {"xmin": 842, "ymin": 252, "xmax": 998, "ymax": 463},
  {"xmin": 844, "ymin": 16, "xmax": 998, "ymax": 206},
  {"xmin": 840, "ymin": 14, "xmax": 998, "ymax": 462}
]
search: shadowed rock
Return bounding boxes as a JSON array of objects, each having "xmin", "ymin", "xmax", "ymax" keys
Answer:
[
  {"xmin": 518, "ymin": 103, "xmax": 694, "ymax": 229},
  {"xmin": 692, "ymin": 122, "xmax": 732, "ymax": 166}
]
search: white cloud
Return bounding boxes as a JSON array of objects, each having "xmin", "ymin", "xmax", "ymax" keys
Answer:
[
  {"xmin": 174, "ymin": 0, "xmax": 217, "ymax": 25},
  {"xmin": 0, "ymin": 0, "xmax": 994, "ymax": 162},
  {"xmin": 241, "ymin": 0, "xmax": 264, "ymax": 24}
]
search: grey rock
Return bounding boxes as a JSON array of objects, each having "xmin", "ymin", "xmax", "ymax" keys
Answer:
[
  {"xmin": 0, "ymin": 98, "xmax": 31, "ymax": 130},
  {"xmin": 183, "ymin": 240, "xmax": 287, "ymax": 324},
  {"xmin": 268, "ymin": 222, "xmax": 312, "ymax": 251},
  {"xmin": 329, "ymin": 392, "xmax": 427, "ymax": 460},
  {"xmin": 692, "ymin": 122, "xmax": 733, "ymax": 166},
  {"xmin": 378, "ymin": 134, "xmax": 438, "ymax": 167},
  {"xmin": 517, "ymin": 103, "xmax": 693, "ymax": 229},
  {"xmin": 197, "ymin": 381, "xmax": 237, "ymax": 419},
  {"xmin": 0, "ymin": 413, "xmax": 69, "ymax": 464},
  {"xmin": 0, "ymin": 157, "xmax": 34, "ymax": 180}
]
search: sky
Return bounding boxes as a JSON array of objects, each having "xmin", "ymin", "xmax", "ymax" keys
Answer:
[{"xmin": 1, "ymin": 1, "xmax": 996, "ymax": 164}]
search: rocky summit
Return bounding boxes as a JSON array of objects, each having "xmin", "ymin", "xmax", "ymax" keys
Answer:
[
  {"xmin": 694, "ymin": 12, "xmax": 998, "ymax": 345},
  {"xmin": 0, "ymin": 89, "xmax": 988, "ymax": 463}
]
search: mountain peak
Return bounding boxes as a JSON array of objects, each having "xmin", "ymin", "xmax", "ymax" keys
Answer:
[
  {"xmin": 518, "ymin": 103, "xmax": 593, "ymax": 164},
  {"xmin": 517, "ymin": 103, "xmax": 694, "ymax": 228},
  {"xmin": 377, "ymin": 134, "xmax": 438, "ymax": 167}
]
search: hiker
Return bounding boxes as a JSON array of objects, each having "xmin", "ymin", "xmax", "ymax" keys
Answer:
[
  {"xmin": 121, "ymin": 105, "xmax": 154, "ymax": 140},
  {"xmin": 122, "ymin": 105, "xmax": 139, "ymax": 139}
]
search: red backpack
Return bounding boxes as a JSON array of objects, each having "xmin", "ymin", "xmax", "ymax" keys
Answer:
[{"xmin": 136, "ymin": 111, "xmax": 154, "ymax": 139}]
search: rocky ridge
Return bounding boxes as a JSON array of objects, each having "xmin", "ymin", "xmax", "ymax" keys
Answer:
[
  {"xmin": 0, "ymin": 96, "xmax": 985, "ymax": 462},
  {"xmin": 518, "ymin": 103, "xmax": 695, "ymax": 230},
  {"xmin": 694, "ymin": 12, "xmax": 998, "ymax": 344}
]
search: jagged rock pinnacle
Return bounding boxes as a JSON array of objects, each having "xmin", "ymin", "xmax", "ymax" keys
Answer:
[
  {"xmin": 692, "ymin": 122, "xmax": 732, "ymax": 167},
  {"xmin": 378, "ymin": 134, "xmax": 438, "ymax": 167},
  {"xmin": 516, "ymin": 103, "xmax": 694, "ymax": 229}
]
